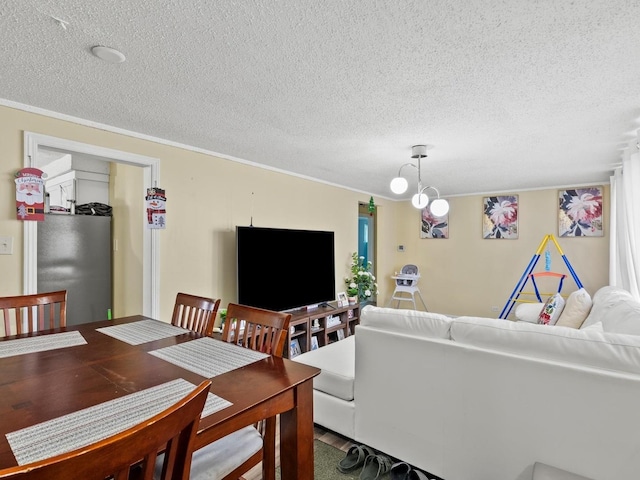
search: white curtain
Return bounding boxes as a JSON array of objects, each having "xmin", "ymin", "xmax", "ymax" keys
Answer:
[{"xmin": 610, "ymin": 138, "xmax": 640, "ymax": 300}]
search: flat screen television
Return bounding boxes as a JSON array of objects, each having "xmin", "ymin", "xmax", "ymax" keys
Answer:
[{"xmin": 236, "ymin": 226, "xmax": 336, "ymax": 312}]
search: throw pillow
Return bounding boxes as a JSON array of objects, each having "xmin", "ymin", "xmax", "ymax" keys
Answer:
[
  {"xmin": 538, "ymin": 293, "xmax": 565, "ymax": 326},
  {"xmin": 556, "ymin": 288, "xmax": 593, "ymax": 329},
  {"xmin": 515, "ymin": 302, "xmax": 545, "ymax": 323}
]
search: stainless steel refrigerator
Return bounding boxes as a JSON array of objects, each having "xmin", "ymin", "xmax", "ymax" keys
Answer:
[{"xmin": 37, "ymin": 215, "xmax": 112, "ymax": 325}]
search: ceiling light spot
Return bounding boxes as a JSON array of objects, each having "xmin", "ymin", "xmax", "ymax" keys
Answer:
[{"xmin": 91, "ymin": 45, "xmax": 126, "ymax": 64}]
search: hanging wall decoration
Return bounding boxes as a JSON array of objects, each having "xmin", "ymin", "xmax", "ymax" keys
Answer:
[
  {"xmin": 420, "ymin": 205, "xmax": 448, "ymax": 238},
  {"xmin": 558, "ymin": 186, "xmax": 603, "ymax": 237},
  {"xmin": 146, "ymin": 187, "xmax": 166, "ymax": 229},
  {"xmin": 15, "ymin": 167, "xmax": 46, "ymax": 221},
  {"xmin": 482, "ymin": 195, "xmax": 518, "ymax": 239}
]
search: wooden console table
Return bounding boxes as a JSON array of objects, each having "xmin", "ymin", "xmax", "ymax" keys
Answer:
[{"xmin": 285, "ymin": 302, "xmax": 360, "ymax": 358}]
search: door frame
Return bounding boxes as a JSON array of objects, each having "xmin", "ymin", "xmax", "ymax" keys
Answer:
[{"xmin": 23, "ymin": 132, "xmax": 161, "ymax": 318}]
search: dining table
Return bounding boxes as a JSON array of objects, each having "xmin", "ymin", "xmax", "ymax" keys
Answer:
[{"xmin": 0, "ymin": 315, "xmax": 320, "ymax": 479}]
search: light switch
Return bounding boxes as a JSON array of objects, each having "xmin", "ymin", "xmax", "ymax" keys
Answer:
[{"xmin": 0, "ymin": 236, "xmax": 13, "ymax": 255}]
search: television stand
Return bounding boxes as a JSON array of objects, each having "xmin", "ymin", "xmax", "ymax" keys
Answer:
[{"xmin": 284, "ymin": 301, "xmax": 360, "ymax": 359}]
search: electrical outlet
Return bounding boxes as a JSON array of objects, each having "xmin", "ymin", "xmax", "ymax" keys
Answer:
[
  {"xmin": 0, "ymin": 236, "xmax": 13, "ymax": 255},
  {"xmin": 491, "ymin": 305, "xmax": 500, "ymax": 312}
]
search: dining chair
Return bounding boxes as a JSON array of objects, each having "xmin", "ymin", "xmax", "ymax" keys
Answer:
[
  {"xmin": 187, "ymin": 303, "xmax": 292, "ymax": 480},
  {"xmin": 0, "ymin": 290, "xmax": 67, "ymax": 337},
  {"xmin": 171, "ymin": 293, "xmax": 220, "ymax": 337},
  {"xmin": 0, "ymin": 380, "xmax": 212, "ymax": 480},
  {"xmin": 221, "ymin": 302, "xmax": 291, "ymax": 356}
]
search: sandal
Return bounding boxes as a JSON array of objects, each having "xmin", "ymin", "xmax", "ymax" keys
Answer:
[
  {"xmin": 337, "ymin": 444, "xmax": 375, "ymax": 473},
  {"xmin": 407, "ymin": 469, "xmax": 431, "ymax": 480},
  {"xmin": 390, "ymin": 461, "xmax": 412, "ymax": 480},
  {"xmin": 359, "ymin": 453, "xmax": 393, "ymax": 480}
]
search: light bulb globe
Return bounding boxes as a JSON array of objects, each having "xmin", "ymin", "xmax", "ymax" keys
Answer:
[
  {"xmin": 430, "ymin": 198, "xmax": 450, "ymax": 217},
  {"xmin": 390, "ymin": 177, "xmax": 408, "ymax": 194},
  {"xmin": 411, "ymin": 192, "xmax": 429, "ymax": 209}
]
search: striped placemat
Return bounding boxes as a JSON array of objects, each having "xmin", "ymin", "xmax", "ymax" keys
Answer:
[
  {"xmin": 149, "ymin": 337, "xmax": 269, "ymax": 378},
  {"xmin": 6, "ymin": 378, "xmax": 231, "ymax": 466},
  {"xmin": 96, "ymin": 319, "xmax": 189, "ymax": 345},
  {"xmin": 0, "ymin": 331, "xmax": 86, "ymax": 359}
]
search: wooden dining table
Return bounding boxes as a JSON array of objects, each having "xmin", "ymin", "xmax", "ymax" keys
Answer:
[{"xmin": 0, "ymin": 315, "xmax": 320, "ymax": 479}]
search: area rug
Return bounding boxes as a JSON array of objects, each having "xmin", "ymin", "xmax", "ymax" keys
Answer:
[{"xmin": 275, "ymin": 440, "xmax": 392, "ymax": 480}]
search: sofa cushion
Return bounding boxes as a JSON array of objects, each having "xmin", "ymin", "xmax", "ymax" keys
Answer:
[
  {"xmin": 292, "ymin": 335, "xmax": 354, "ymax": 401},
  {"xmin": 581, "ymin": 286, "xmax": 640, "ymax": 335},
  {"xmin": 360, "ymin": 305, "xmax": 453, "ymax": 339},
  {"xmin": 538, "ymin": 293, "xmax": 565, "ymax": 325},
  {"xmin": 451, "ymin": 316, "xmax": 640, "ymax": 375},
  {"xmin": 515, "ymin": 302, "xmax": 545, "ymax": 323},
  {"xmin": 581, "ymin": 321, "xmax": 603, "ymax": 332},
  {"xmin": 555, "ymin": 288, "xmax": 592, "ymax": 329}
]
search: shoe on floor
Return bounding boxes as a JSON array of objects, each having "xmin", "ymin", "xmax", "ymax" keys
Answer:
[
  {"xmin": 337, "ymin": 444, "xmax": 376, "ymax": 473},
  {"xmin": 390, "ymin": 461, "xmax": 413, "ymax": 480},
  {"xmin": 406, "ymin": 468, "xmax": 431, "ymax": 480},
  {"xmin": 359, "ymin": 453, "xmax": 393, "ymax": 480}
]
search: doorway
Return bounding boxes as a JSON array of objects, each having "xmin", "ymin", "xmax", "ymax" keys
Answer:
[
  {"xmin": 358, "ymin": 201, "xmax": 376, "ymax": 300},
  {"xmin": 23, "ymin": 132, "xmax": 160, "ymax": 318}
]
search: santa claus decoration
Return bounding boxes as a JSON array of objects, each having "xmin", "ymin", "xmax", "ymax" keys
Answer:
[{"xmin": 15, "ymin": 168, "xmax": 46, "ymax": 221}]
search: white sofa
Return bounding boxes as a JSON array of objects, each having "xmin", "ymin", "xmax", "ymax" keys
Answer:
[{"xmin": 292, "ymin": 286, "xmax": 640, "ymax": 480}]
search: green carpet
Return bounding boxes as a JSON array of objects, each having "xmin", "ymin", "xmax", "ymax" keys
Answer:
[{"xmin": 276, "ymin": 440, "xmax": 392, "ymax": 480}]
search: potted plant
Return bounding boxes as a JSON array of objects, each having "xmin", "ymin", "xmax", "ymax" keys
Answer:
[
  {"xmin": 218, "ymin": 308, "xmax": 227, "ymax": 329},
  {"xmin": 344, "ymin": 252, "xmax": 378, "ymax": 304},
  {"xmin": 346, "ymin": 286, "xmax": 359, "ymax": 305}
]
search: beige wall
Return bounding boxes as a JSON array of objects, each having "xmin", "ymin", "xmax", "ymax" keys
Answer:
[
  {"xmin": 384, "ymin": 189, "xmax": 610, "ymax": 317},
  {"xmin": 0, "ymin": 104, "xmax": 610, "ymax": 322},
  {"xmin": 110, "ymin": 162, "xmax": 144, "ymax": 316},
  {"xmin": 0, "ymin": 105, "xmax": 388, "ymax": 323}
]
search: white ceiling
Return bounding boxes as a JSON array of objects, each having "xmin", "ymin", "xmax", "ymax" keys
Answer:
[{"xmin": 3, "ymin": 1, "xmax": 640, "ymax": 200}]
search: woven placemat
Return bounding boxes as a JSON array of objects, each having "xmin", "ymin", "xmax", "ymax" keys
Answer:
[
  {"xmin": 6, "ymin": 378, "xmax": 231, "ymax": 466},
  {"xmin": 149, "ymin": 336, "xmax": 269, "ymax": 378},
  {"xmin": 96, "ymin": 319, "xmax": 189, "ymax": 345},
  {"xmin": 0, "ymin": 331, "xmax": 86, "ymax": 359}
]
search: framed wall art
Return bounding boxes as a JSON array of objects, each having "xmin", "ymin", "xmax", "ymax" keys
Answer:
[
  {"xmin": 420, "ymin": 206, "xmax": 449, "ymax": 239},
  {"xmin": 558, "ymin": 186, "xmax": 603, "ymax": 237},
  {"xmin": 482, "ymin": 195, "xmax": 518, "ymax": 239}
]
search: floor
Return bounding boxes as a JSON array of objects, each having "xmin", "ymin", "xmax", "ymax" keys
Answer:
[{"xmin": 241, "ymin": 423, "xmax": 351, "ymax": 480}]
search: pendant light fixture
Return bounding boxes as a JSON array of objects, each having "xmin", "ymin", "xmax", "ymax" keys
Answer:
[{"xmin": 389, "ymin": 145, "xmax": 450, "ymax": 216}]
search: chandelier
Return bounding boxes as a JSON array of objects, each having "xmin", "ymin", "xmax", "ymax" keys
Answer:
[{"xmin": 389, "ymin": 145, "xmax": 450, "ymax": 216}]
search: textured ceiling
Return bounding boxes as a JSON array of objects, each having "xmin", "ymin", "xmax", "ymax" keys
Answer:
[{"xmin": 2, "ymin": 0, "xmax": 640, "ymax": 200}]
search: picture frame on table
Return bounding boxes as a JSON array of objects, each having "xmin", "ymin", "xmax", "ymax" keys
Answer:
[
  {"xmin": 290, "ymin": 338, "xmax": 301, "ymax": 358},
  {"xmin": 337, "ymin": 291, "xmax": 348, "ymax": 307}
]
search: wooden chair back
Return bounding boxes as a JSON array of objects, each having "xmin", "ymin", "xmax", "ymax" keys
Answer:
[
  {"xmin": 0, "ymin": 291, "xmax": 67, "ymax": 337},
  {"xmin": 221, "ymin": 303, "xmax": 291, "ymax": 357},
  {"xmin": 171, "ymin": 293, "xmax": 220, "ymax": 336},
  {"xmin": 0, "ymin": 380, "xmax": 211, "ymax": 480}
]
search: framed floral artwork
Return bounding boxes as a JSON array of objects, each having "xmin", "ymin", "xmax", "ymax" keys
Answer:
[
  {"xmin": 420, "ymin": 206, "xmax": 448, "ymax": 239},
  {"xmin": 558, "ymin": 186, "xmax": 603, "ymax": 237},
  {"xmin": 483, "ymin": 195, "xmax": 518, "ymax": 239}
]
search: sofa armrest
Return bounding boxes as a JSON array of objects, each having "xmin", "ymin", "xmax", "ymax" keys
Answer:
[{"xmin": 533, "ymin": 462, "xmax": 594, "ymax": 480}]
